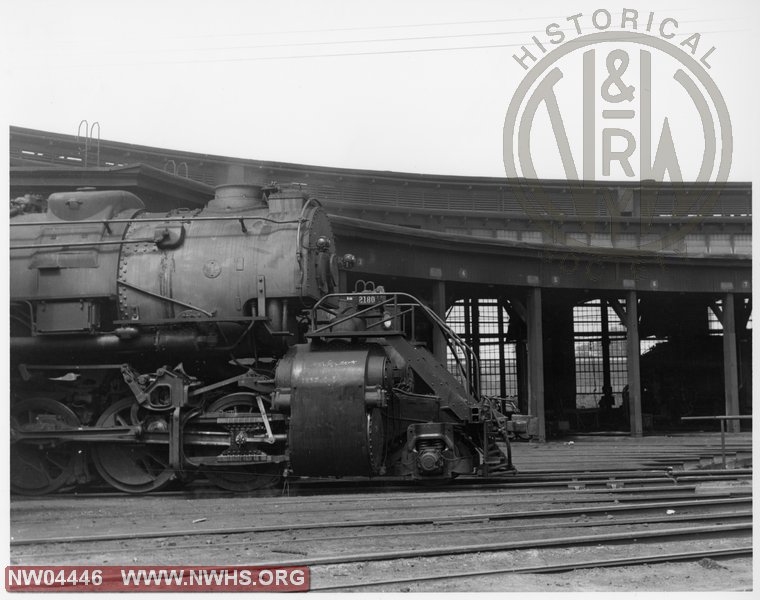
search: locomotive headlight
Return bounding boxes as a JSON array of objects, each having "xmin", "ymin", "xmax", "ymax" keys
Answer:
[{"xmin": 382, "ymin": 312, "xmax": 393, "ymax": 330}]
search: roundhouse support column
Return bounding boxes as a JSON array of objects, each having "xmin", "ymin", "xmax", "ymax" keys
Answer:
[
  {"xmin": 625, "ymin": 291, "xmax": 643, "ymax": 437},
  {"xmin": 431, "ymin": 281, "xmax": 448, "ymax": 365},
  {"xmin": 516, "ymin": 341, "xmax": 529, "ymax": 415},
  {"xmin": 722, "ymin": 293, "xmax": 740, "ymax": 433},
  {"xmin": 599, "ymin": 299, "xmax": 615, "ymax": 419},
  {"xmin": 527, "ymin": 287, "xmax": 546, "ymax": 442}
]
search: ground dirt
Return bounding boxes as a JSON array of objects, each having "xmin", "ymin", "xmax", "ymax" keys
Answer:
[{"xmin": 10, "ymin": 488, "xmax": 752, "ymax": 593}]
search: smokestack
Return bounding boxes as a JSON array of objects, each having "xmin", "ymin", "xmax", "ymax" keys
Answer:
[{"xmin": 206, "ymin": 184, "xmax": 266, "ymax": 212}]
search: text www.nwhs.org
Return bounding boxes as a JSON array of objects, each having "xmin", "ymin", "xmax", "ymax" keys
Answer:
[{"xmin": 6, "ymin": 566, "xmax": 310, "ymax": 592}]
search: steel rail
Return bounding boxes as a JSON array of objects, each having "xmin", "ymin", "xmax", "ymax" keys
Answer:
[
  {"xmin": 13, "ymin": 510, "xmax": 751, "ymax": 561},
  {"xmin": 242, "ymin": 522, "xmax": 752, "ymax": 569},
  {"xmin": 10, "ymin": 496, "xmax": 750, "ymax": 546},
  {"xmin": 19, "ymin": 467, "xmax": 750, "ymax": 500},
  {"xmin": 499, "ymin": 467, "xmax": 754, "ymax": 480},
  {"xmin": 8, "ymin": 489, "xmax": 751, "ymax": 531},
  {"xmin": 20, "ymin": 471, "xmax": 751, "ymax": 501},
  {"xmin": 312, "ymin": 546, "xmax": 753, "ymax": 591},
  {"xmin": 9, "ymin": 487, "xmax": 751, "ymax": 530},
  {"xmin": 11, "ymin": 461, "xmax": 751, "ymax": 505},
  {"xmin": 473, "ymin": 474, "xmax": 754, "ymax": 490},
  {"xmin": 13, "ymin": 468, "xmax": 752, "ymax": 504}
]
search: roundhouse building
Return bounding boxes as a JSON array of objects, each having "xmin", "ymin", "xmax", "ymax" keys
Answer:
[{"xmin": 10, "ymin": 125, "xmax": 752, "ymax": 441}]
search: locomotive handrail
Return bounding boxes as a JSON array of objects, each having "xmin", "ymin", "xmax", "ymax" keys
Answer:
[
  {"xmin": 415, "ymin": 299, "xmax": 481, "ymax": 397},
  {"xmin": 295, "ymin": 197, "xmax": 322, "ymax": 301},
  {"xmin": 10, "ymin": 215, "xmax": 307, "ymax": 251},
  {"xmin": 296, "ymin": 198, "xmax": 320, "ymax": 260},
  {"xmin": 309, "ymin": 294, "xmax": 399, "ymax": 334},
  {"xmin": 364, "ymin": 305, "xmax": 416, "ymax": 330},
  {"xmin": 310, "ymin": 291, "xmax": 481, "ymax": 397},
  {"xmin": 9, "ymin": 215, "xmax": 305, "ymax": 227},
  {"xmin": 312, "ymin": 297, "xmax": 416, "ymax": 335},
  {"xmin": 112, "ymin": 315, "xmax": 268, "ymax": 326},
  {"xmin": 11, "ymin": 237, "xmax": 160, "ymax": 250},
  {"xmin": 311, "ymin": 296, "xmax": 475, "ymax": 393}
]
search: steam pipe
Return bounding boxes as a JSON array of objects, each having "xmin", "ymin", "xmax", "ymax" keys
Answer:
[{"xmin": 11, "ymin": 327, "xmax": 252, "ymax": 362}]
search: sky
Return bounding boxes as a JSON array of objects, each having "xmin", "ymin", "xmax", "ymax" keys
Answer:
[{"xmin": 2, "ymin": 0, "xmax": 757, "ymax": 181}]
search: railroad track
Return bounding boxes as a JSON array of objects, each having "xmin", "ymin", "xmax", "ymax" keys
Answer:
[
  {"xmin": 11, "ymin": 481, "xmax": 752, "ymax": 540},
  {"xmin": 11, "ymin": 467, "xmax": 752, "ymax": 591},
  {"xmin": 10, "ymin": 431, "xmax": 752, "ymax": 500},
  {"xmin": 311, "ymin": 546, "xmax": 753, "ymax": 591},
  {"xmin": 12, "ymin": 501, "xmax": 751, "ymax": 560},
  {"xmin": 11, "ymin": 466, "xmax": 753, "ymax": 501}
]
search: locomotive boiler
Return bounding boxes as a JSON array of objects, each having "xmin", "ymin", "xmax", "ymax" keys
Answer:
[{"xmin": 10, "ymin": 182, "xmax": 514, "ymax": 494}]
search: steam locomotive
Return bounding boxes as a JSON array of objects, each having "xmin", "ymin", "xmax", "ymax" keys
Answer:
[{"xmin": 10, "ymin": 183, "xmax": 514, "ymax": 494}]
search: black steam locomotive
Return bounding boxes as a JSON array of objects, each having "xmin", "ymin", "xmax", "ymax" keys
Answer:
[{"xmin": 10, "ymin": 183, "xmax": 514, "ymax": 494}]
